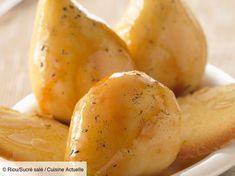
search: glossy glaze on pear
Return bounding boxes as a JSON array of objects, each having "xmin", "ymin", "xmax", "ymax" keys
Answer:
[
  {"xmin": 30, "ymin": 0, "xmax": 135, "ymax": 123},
  {"xmin": 116, "ymin": 0, "xmax": 207, "ymax": 95},
  {"xmin": 65, "ymin": 71, "xmax": 181, "ymax": 176}
]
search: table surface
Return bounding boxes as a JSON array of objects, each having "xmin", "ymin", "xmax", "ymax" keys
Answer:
[{"xmin": 0, "ymin": 0, "xmax": 235, "ymax": 175}]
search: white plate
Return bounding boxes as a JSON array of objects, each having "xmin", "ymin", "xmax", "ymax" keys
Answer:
[{"xmin": 13, "ymin": 64, "xmax": 235, "ymax": 176}]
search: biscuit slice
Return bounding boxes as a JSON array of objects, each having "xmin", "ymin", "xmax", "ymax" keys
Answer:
[
  {"xmin": 162, "ymin": 84, "xmax": 235, "ymax": 174},
  {"xmin": 0, "ymin": 107, "xmax": 68, "ymax": 161}
]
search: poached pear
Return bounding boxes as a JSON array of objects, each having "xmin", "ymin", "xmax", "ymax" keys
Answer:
[
  {"xmin": 115, "ymin": 0, "xmax": 207, "ymax": 95},
  {"xmin": 30, "ymin": 0, "xmax": 135, "ymax": 123},
  {"xmin": 66, "ymin": 71, "xmax": 181, "ymax": 176}
]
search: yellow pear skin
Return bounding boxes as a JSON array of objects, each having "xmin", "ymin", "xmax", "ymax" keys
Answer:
[
  {"xmin": 29, "ymin": 0, "xmax": 135, "ymax": 123},
  {"xmin": 116, "ymin": 0, "xmax": 207, "ymax": 95}
]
